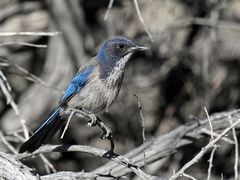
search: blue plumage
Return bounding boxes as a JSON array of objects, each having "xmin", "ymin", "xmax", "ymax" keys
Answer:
[
  {"xmin": 60, "ymin": 66, "xmax": 94, "ymax": 105},
  {"xmin": 19, "ymin": 37, "xmax": 148, "ymax": 153}
]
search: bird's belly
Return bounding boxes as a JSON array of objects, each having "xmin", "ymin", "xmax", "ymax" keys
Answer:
[{"xmin": 67, "ymin": 83, "xmax": 120, "ymax": 113}]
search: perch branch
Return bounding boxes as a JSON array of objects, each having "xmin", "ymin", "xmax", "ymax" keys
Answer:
[{"xmin": 15, "ymin": 145, "xmax": 159, "ymax": 180}]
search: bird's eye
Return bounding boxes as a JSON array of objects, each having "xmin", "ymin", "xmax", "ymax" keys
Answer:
[{"xmin": 117, "ymin": 44, "xmax": 125, "ymax": 49}]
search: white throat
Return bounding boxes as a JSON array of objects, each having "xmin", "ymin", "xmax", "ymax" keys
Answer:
[{"xmin": 106, "ymin": 53, "xmax": 133, "ymax": 85}]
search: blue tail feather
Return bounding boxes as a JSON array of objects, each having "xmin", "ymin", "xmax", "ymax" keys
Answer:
[{"xmin": 19, "ymin": 107, "xmax": 65, "ymax": 153}]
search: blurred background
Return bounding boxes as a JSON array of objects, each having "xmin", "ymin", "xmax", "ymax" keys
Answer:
[{"xmin": 0, "ymin": 0, "xmax": 240, "ymax": 179}]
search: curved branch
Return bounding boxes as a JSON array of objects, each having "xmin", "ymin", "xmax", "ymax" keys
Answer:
[{"xmin": 15, "ymin": 145, "xmax": 159, "ymax": 180}]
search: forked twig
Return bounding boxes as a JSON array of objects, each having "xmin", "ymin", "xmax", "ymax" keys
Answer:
[{"xmin": 169, "ymin": 117, "xmax": 240, "ymax": 180}]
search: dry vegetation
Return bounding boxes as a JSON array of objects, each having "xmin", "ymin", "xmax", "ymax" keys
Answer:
[{"xmin": 0, "ymin": 0, "xmax": 240, "ymax": 179}]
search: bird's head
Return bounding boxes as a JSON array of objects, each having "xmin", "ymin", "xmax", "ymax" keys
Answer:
[{"xmin": 97, "ymin": 37, "xmax": 148, "ymax": 78}]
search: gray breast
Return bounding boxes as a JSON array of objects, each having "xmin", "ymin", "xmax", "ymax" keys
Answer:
[{"xmin": 67, "ymin": 67, "xmax": 123, "ymax": 113}]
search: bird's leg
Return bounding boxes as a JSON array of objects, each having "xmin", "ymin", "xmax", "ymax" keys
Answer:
[
  {"xmin": 68, "ymin": 108, "xmax": 115, "ymax": 152},
  {"xmin": 69, "ymin": 108, "xmax": 97, "ymax": 126},
  {"xmin": 95, "ymin": 117, "xmax": 114, "ymax": 152}
]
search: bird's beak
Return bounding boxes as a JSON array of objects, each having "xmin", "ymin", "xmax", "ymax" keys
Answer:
[{"xmin": 128, "ymin": 45, "xmax": 149, "ymax": 53}]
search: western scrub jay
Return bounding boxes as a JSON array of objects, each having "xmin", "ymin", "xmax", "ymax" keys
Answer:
[{"xmin": 19, "ymin": 37, "xmax": 148, "ymax": 153}]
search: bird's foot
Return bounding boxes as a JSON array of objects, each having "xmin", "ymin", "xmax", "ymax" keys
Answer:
[
  {"xmin": 100, "ymin": 127, "xmax": 112, "ymax": 140},
  {"xmin": 96, "ymin": 118, "xmax": 115, "ymax": 152},
  {"xmin": 87, "ymin": 113, "xmax": 97, "ymax": 127}
]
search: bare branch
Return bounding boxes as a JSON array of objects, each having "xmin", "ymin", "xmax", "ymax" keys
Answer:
[
  {"xmin": 104, "ymin": 0, "xmax": 115, "ymax": 20},
  {"xmin": 201, "ymin": 129, "xmax": 234, "ymax": 144},
  {"xmin": 94, "ymin": 110, "xmax": 240, "ymax": 177},
  {"xmin": 133, "ymin": 0, "xmax": 153, "ymax": 41},
  {"xmin": 0, "ymin": 131, "xmax": 18, "ymax": 154},
  {"xmin": 0, "ymin": 70, "xmax": 29, "ymax": 140},
  {"xmin": 39, "ymin": 154, "xmax": 57, "ymax": 173},
  {"xmin": 229, "ymin": 115, "xmax": 239, "ymax": 180},
  {"xmin": 0, "ymin": 42, "xmax": 48, "ymax": 48},
  {"xmin": 182, "ymin": 173, "xmax": 197, "ymax": 180},
  {"xmin": 207, "ymin": 145, "xmax": 218, "ymax": 180},
  {"xmin": 0, "ymin": 58, "xmax": 63, "ymax": 93},
  {"xmin": 60, "ymin": 111, "xmax": 74, "ymax": 139},
  {"xmin": 204, "ymin": 106, "xmax": 214, "ymax": 140},
  {"xmin": 0, "ymin": 31, "xmax": 61, "ymax": 37},
  {"xmin": 15, "ymin": 145, "xmax": 159, "ymax": 180},
  {"xmin": 169, "ymin": 116, "xmax": 240, "ymax": 180},
  {"xmin": 133, "ymin": 94, "xmax": 146, "ymax": 144}
]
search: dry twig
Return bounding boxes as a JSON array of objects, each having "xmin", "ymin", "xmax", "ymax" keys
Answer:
[
  {"xmin": 207, "ymin": 145, "xmax": 218, "ymax": 180},
  {"xmin": 0, "ymin": 42, "xmax": 48, "ymax": 48},
  {"xmin": 133, "ymin": 0, "xmax": 153, "ymax": 41},
  {"xmin": 94, "ymin": 110, "xmax": 240, "ymax": 177},
  {"xmin": 204, "ymin": 106, "xmax": 214, "ymax": 140},
  {"xmin": 0, "ymin": 58, "xmax": 63, "ymax": 93},
  {"xmin": 104, "ymin": 0, "xmax": 115, "ymax": 20},
  {"xmin": 0, "ymin": 31, "xmax": 61, "ymax": 37},
  {"xmin": 0, "ymin": 70, "xmax": 29, "ymax": 140},
  {"xmin": 60, "ymin": 111, "xmax": 75, "ymax": 139},
  {"xmin": 182, "ymin": 173, "xmax": 197, "ymax": 180},
  {"xmin": 169, "ymin": 116, "xmax": 240, "ymax": 180},
  {"xmin": 0, "ymin": 131, "xmax": 18, "ymax": 154},
  {"xmin": 229, "ymin": 115, "xmax": 239, "ymax": 180}
]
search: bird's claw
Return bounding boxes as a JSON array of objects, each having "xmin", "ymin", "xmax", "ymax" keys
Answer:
[
  {"xmin": 100, "ymin": 131, "xmax": 112, "ymax": 140},
  {"xmin": 87, "ymin": 114, "xmax": 97, "ymax": 127}
]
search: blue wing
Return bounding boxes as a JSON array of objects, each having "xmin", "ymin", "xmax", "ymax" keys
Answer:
[{"xmin": 59, "ymin": 66, "xmax": 94, "ymax": 106}]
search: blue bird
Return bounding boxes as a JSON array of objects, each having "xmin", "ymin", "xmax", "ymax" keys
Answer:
[{"xmin": 19, "ymin": 37, "xmax": 148, "ymax": 153}]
